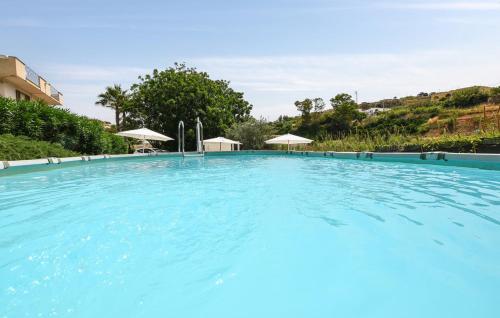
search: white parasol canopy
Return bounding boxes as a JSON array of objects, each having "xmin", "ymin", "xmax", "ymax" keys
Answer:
[
  {"xmin": 203, "ymin": 137, "xmax": 241, "ymax": 144},
  {"xmin": 265, "ymin": 133, "xmax": 313, "ymax": 150},
  {"xmin": 116, "ymin": 128, "xmax": 173, "ymax": 142},
  {"xmin": 116, "ymin": 128, "xmax": 173, "ymax": 152},
  {"xmin": 203, "ymin": 137, "xmax": 242, "ymax": 151}
]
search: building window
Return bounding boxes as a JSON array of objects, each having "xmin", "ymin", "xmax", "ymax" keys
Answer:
[{"xmin": 16, "ymin": 90, "xmax": 31, "ymax": 101}]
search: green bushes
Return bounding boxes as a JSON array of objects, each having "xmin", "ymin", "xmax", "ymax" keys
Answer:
[
  {"xmin": 442, "ymin": 87, "xmax": 489, "ymax": 108},
  {"xmin": 0, "ymin": 97, "xmax": 127, "ymax": 155},
  {"xmin": 361, "ymin": 106, "xmax": 440, "ymax": 135},
  {"xmin": 225, "ymin": 118, "xmax": 273, "ymax": 149},
  {"xmin": 0, "ymin": 134, "xmax": 79, "ymax": 160},
  {"xmin": 311, "ymin": 131, "xmax": 500, "ymax": 153},
  {"xmin": 312, "ymin": 132, "xmax": 409, "ymax": 152},
  {"xmin": 489, "ymin": 86, "xmax": 500, "ymax": 104},
  {"xmin": 375, "ymin": 134, "xmax": 486, "ymax": 152}
]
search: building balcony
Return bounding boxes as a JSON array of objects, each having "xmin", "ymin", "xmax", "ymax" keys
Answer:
[{"xmin": 0, "ymin": 55, "xmax": 63, "ymax": 105}]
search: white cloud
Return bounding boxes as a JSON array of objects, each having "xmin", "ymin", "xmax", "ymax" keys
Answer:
[
  {"xmin": 39, "ymin": 64, "xmax": 149, "ymax": 121},
  {"xmin": 188, "ymin": 50, "xmax": 500, "ymax": 119},
  {"xmin": 436, "ymin": 16, "xmax": 500, "ymax": 25},
  {"xmin": 42, "ymin": 50, "xmax": 500, "ymax": 122},
  {"xmin": 45, "ymin": 64, "xmax": 149, "ymax": 82},
  {"xmin": 384, "ymin": 1, "xmax": 500, "ymax": 10},
  {"xmin": 0, "ymin": 17, "xmax": 217, "ymax": 32}
]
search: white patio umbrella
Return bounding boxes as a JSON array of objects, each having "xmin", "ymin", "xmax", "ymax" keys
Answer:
[
  {"xmin": 203, "ymin": 137, "xmax": 242, "ymax": 151},
  {"xmin": 116, "ymin": 128, "xmax": 174, "ymax": 152},
  {"xmin": 265, "ymin": 133, "xmax": 313, "ymax": 151}
]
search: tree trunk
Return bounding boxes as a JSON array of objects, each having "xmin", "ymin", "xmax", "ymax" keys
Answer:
[
  {"xmin": 115, "ymin": 109, "xmax": 121, "ymax": 131},
  {"xmin": 122, "ymin": 112, "xmax": 127, "ymax": 129}
]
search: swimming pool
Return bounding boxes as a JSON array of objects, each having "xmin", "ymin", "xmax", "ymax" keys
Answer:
[{"xmin": 1, "ymin": 154, "xmax": 499, "ymax": 317}]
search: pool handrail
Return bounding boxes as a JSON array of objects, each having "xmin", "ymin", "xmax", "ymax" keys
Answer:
[
  {"xmin": 178, "ymin": 120, "xmax": 185, "ymax": 155},
  {"xmin": 195, "ymin": 117, "xmax": 204, "ymax": 155}
]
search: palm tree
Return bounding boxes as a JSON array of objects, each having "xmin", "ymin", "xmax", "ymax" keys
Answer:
[{"xmin": 95, "ymin": 84, "xmax": 129, "ymax": 131}]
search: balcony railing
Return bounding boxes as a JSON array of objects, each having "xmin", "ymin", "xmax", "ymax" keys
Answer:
[
  {"xmin": 50, "ymin": 86, "xmax": 61, "ymax": 101},
  {"xmin": 25, "ymin": 65, "xmax": 40, "ymax": 87}
]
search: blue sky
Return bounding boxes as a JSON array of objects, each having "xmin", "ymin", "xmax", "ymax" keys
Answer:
[{"xmin": 1, "ymin": 0, "xmax": 500, "ymax": 122}]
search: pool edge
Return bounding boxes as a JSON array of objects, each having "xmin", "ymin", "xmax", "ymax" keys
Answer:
[{"xmin": 1, "ymin": 150, "xmax": 500, "ymax": 175}]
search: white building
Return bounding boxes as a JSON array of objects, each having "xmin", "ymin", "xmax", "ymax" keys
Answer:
[{"xmin": 361, "ymin": 108, "xmax": 390, "ymax": 116}]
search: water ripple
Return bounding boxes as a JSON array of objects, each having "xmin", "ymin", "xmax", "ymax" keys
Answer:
[{"xmin": 0, "ymin": 155, "xmax": 499, "ymax": 318}]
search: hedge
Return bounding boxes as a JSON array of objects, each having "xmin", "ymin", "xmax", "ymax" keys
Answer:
[
  {"xmin": 0, "ymin": 97, "xmax": 127, "ymax": 155},
  {"xmin": 0, "ymin": 134, "xmax": 79, "ymax": 160}
]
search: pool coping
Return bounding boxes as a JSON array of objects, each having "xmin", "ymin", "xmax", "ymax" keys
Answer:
[
  {"xmin": 1, "ymin": 150, "xmax": 500, "ymax": 173},
  {"xmin": 286, "ymin": 150, "xmax": 500, "ymax": 162}
]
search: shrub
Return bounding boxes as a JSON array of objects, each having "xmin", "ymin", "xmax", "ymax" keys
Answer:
[
  {"xmin": 489, "ymin": 86, "xmax": 500, "ymax": 104},
  {"xmin": 0, "ymin": 97, "xmax": 127, "ymax": 155},
  {"xmin": 225, "ymin": 118, "xmax": 273, "ymax": 150},
  {"xmin": 442, "ymin": 87, "xmax": 489, "ymax": 108},
  {"xmin": 489, "ymin": 95, "xmax": 500, "ymax": 104},
  {"xmin": 311, "ymin": 131, "xmax": 499, "ymax": 153},
  {"xmin": 0, "ymin": 134, "xmax": 79, "ymax": 160},
  {"xmin": 361, "ymin": 106, "xmax": 436, "ymax": 135}
]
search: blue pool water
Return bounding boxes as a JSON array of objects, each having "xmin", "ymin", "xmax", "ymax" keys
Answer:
[{"xmin": 1, "ymin": 155, "xmax": 499, "ymax": 317}]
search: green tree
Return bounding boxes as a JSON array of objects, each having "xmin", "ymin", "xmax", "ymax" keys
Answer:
[
  {"xmin": 330, "ymin": 93, "xmax": 355, "ymax": 109},
  {"xmin": 274, "ymin": 115, "xmax": 294, "ymax": 134},
  {"xmin": 327, "ymin": 93, "xmax": 365, "ymax": 133},
  {"xmin": 313, "ymin": 98, "xmax": 325, "ymax": 113},
  {"xmin": 95, "ymin": 84, "xmax": 129, "ymax": 131},
  {"xmin": 128, "ymin": 64, "xmax": 252, "ymax": 149},
  {"xmin": 225, "ymin": 117, "xmax": 273, "ymax": 150},
  {"xmin": 295, "ymin": 98, "xmax": 313, "ymax": 119}
]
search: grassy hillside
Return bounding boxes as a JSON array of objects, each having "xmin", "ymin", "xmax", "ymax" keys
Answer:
[
  {"xmin": 359, "ymin": 86, "xmax": 495, "ymax": 110},
  {"xmin": 267, "ymin": 85, "xmax": 500, "ymax": 153},
  {"xmin": 0, "ymin": 134, "xmax": 80, "ymax": 161}
]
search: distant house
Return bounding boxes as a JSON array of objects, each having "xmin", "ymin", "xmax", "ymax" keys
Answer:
[
  {"xmin": 0, "ymin": 55, "xmax": 63, "ymax": 105},
  {"xmin": 99, "ymin": 121, "xmax": 113, "ymax": 130},
  {"xmin": 361, "ymin": 107, "xmax": 390, "ymax": 116}
]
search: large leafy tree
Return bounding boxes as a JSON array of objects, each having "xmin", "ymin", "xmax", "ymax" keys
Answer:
[
  {"xmin": 95, "ymin": 84, "xmax": 129, "ymax": 131},
  {"xmin": 127, "ymin": 64, "xmax": 252, "ymax": 149},
  {"xmin": 313, "ymin": 98, "xmax": 325, "ymax": 113},
  {"xmin": 327, "ymin": 93, "xmax": 365, "ymax": 133},
  {"xmin": 330, "ymin": 93, "xmax": 355, "ymax": 109},
  {"xmin": 295, "ymin": 98, "xmax": 313, "ymax": 120},
  {"xmin": 225, "ymin": 117, "xmax": 273, "ymax": 150}
]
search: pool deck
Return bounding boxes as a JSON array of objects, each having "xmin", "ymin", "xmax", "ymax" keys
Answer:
[{"xmin": 1, "ymin": 150, "xmax": 500, "ymax": 173}]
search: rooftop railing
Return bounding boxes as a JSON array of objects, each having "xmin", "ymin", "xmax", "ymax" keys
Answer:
[
  {"xmin": 50, "ymin": 86, "xmax": 61, "ymax": 101},
  {"xmin": 25, "ymin": 65, "xmax": 41, "ymax": 87}
]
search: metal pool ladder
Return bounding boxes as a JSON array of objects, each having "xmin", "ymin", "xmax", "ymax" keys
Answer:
[
  {"xmin": 178, "ymin": 120, "xmax": 185, "ymax": 155},
  {"xmin": 178, "ymin": 117, "xmax": 204, "ymax": 157}
]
